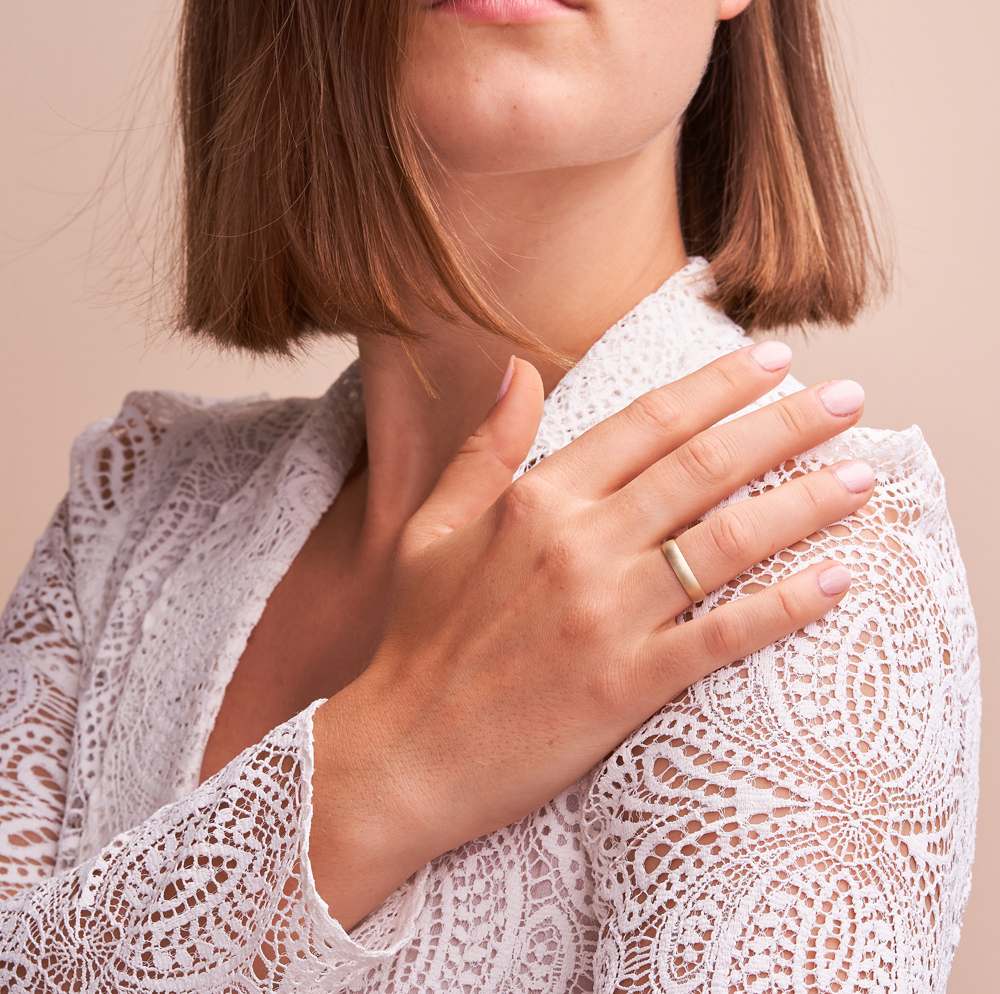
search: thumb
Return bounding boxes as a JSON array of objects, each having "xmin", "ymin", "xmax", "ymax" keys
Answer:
[{"xmin": 411, "ymin": 357, "xmax": 545, "ymax": 544}]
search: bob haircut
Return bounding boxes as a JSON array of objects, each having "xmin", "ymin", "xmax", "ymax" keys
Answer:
[{"xmin": 178, "ymin": 0, "xmax": 888, "ymax": 356}]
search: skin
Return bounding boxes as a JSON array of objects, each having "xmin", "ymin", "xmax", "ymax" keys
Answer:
[{"xmin": 200, "ymin": 0, "xmax": 876, "ymax": 933}]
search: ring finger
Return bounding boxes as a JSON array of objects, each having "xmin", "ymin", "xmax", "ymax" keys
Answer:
[{"xmin": 635, "ymin": 459, "xmax": 876, "ymax": 621}]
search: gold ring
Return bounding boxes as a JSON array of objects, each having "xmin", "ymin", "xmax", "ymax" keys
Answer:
[{"xmin": 660, "ymin": 539, "xmax": 707, "ymax": 604}]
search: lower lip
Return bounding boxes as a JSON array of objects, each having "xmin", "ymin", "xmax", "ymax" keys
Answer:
[{"xmin": 429, "ymin": 0, "xmax": 581, "ymax": 23}]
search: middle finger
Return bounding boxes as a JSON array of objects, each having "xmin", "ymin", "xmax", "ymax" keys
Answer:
[{"xmin": 607, "ymin": 379, "xmax": 866, "ymax": 550}]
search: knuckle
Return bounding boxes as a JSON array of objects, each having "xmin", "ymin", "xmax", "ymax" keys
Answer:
[
  {"xmin": 772, "ymin": 582, "xmax": 805, "ymax": 629},
  {"xmin": 626, "ymin": 390, "xmax": 683, "ymax": 436},
  {"xmin": 494, "ymin": 479, "xmax": 593, "ymax": 581},
  {"xmin": 708, "ymin": 356, "xmax": 747, "ymax": 396},
  {"xmin": 457, "ymin": 428, "xmax": 519, "ymax": 478},
  {"xmin": 534, "ymin": 525, "xmax": 587, "ymax": 580},
  {"xmin": 702, "ymin": 613, "xmax": 748, "ymax": 661},
  {"xmin": 676, "ymin": 433, "xmax": 733, "ymax": 488},
  {"xmin": 771, "ymin": 398, "xmax": 812, "ymax": 438},
  {"xmin": 495, "ymin": 476, "xmax": 548, "ymax": 526},
  {"xmin": 799, "ymin": 475, "xmax": 833, "ymax": 518},
  {"xmin": 707, "ymin": 509, "xmax": 757, "ymax": 563},
  {"xmin": 558, "ymin": 599, "xmax": 605, "ymax": 643},
  {"xmin": 454, "ymin": 425, "xmax": 492, "ymax": 459}
]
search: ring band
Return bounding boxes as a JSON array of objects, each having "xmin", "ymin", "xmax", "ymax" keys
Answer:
[{"xmin": 660, "ymin": 539, "xmax": 707, "ymax": 604}]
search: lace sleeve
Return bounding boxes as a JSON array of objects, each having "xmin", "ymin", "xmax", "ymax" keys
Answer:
[
  {"xmin": 0, "ymin": 403, "xmax": 420, "ymax": 986},
  {"xmin": 586, "ymin": 428, "xmax": 980, "ymax": 993},
  {"xmin": 0, "ymin": 499, "xmax": 83, "ymax": 899},
  {"xmin": 0, "ymin": 702, "xmax": 424, "ymax": 989}
]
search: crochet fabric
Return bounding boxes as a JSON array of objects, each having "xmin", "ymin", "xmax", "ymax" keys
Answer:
[{"xmin": 0, "ymin": 260, "xmax": 980, "ymax": 991}]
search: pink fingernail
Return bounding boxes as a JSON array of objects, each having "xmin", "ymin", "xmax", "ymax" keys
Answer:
[
  {"xmin": 832, "ymin": 461, "xmax": 875, "ymax": 494},
  {"xmin": 749, "ymin": 341, "xmax": 793, "ymax": 372},
  {"xmin": 818, "ymin": 380, "xmax": 865, "ymax": 416},
  {"xmin": 495, "ymin": 356, "xmax": 515, "ymax": 404},
  {"xmin": 817, "ymin": 563, "xmax": 852, "ymax": 596}
]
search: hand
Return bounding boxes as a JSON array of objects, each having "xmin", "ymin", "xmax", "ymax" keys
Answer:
[{"xmin": 309, "ymin": 343, "xmax": 873, "ymax": 927}]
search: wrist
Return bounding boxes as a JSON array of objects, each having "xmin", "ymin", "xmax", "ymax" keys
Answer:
[{"xmin": 306, "ymin": 668, "xmax": 449, "ymax": 929}]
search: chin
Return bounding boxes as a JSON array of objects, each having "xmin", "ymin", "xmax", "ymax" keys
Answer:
[
  {"xmin": 405, "ymin": 1, "xmax": 715, "ymax": 177},
  {"xmin": 410, "ymin": 79, "xmax": 682, "ymax": 176},
  {"xmin": 405, "ymin": 46, "xmax": 676, "ymax": 176}
]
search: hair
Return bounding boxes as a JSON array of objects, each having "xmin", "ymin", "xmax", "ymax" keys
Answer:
[{"xmin": 178, "ymin": 0, "xmax": 889, "ymax": 356}]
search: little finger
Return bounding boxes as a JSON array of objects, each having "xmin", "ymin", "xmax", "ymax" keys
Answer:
[{"xmin": 634, "ymin": 560, "xmax": 854, "ymax": 710}]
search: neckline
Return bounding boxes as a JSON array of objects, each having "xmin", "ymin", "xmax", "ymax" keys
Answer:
[
  {"xmin": 312, "ymin": 255, "xmax": 733, "ymax": 483},
  {"xmin": 317, "ymin": 254, "xmax": 719, "ymax": 440}
]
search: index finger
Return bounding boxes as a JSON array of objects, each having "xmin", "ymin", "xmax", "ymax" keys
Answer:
[{"xmin": 535, "ymin": 342, "xmax": 793, "ymax": 500}]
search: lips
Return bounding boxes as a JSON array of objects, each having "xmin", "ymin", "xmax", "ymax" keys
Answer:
[{"xmin": 428, "ymin": 0, "xmax": 584, "ymax": 23}]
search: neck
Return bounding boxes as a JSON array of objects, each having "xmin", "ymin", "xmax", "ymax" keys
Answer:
[{"xmin": 355, "ymin": 128, "xmax": 688, "ymax": 548}]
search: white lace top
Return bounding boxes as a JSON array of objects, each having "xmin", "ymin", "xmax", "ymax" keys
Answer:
[{"xmin": 0, "ymin": 260, "xmax": 979, "ymax": 992}]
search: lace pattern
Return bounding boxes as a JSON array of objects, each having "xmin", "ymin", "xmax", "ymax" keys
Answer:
[
  {"xmin": 585, "ymin": 427, "xmax": 979, "ymax": 993},
  {"xmin": 0, "ymin": 497, "xmax": 81, "ymax": 899},
  {"xmin": 0, "ymin": 260, "xmax": 979, "ymax": 991}
]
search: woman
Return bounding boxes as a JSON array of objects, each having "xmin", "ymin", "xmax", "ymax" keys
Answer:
[{"xmin": 0, "ymin": 0, "xmax": 979, "ymax": 990}]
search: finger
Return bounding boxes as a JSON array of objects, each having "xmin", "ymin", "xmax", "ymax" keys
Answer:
[
  {"xmin": 409, "ymin": 357, "xmax": 545, "ymax": 544},
  {"xmin": 610, "ymin": 378, "xmax": 866, "ymax": 548},
  {"xmin": 534, "ymin": 341, "xmax": 793, "ymax": 499},
  {"xmin": 636, "ymin": 559, "xmax": 853, "ymax": 704},
  {"xmin": 635, "ymin": 461, "xmax": 875, "ymax": 619}
]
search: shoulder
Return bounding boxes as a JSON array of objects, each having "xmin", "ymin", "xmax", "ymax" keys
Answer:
[
  {"xmin": 718, "ymin": 404, "xmax": 967, "ymax": 605},
  {"xmin": 582, "ymin": 414, "xmax": 979, "ymax": 988},
  {"xmin": 809, "ymin": 422, "xmax": 945, "ymax": 523},
  {"xmin": 748, "ymin": 373, "xmax": 949, "ymax": 536},
  {"xmin": 68, "ymin": 389, "xmax": 320, "ymax": 520},
  {"xmin": 62, "ymin": 389, "xmax": 326, "ymax": 608}
]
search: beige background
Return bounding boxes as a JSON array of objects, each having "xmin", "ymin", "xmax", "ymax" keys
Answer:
[{"xmin": 1, "ymin": 1, "xmax": 996, "ymax": 987}]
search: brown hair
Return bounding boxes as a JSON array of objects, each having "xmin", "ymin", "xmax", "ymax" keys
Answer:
[
  {"xmin": 680, "ymin": 0, "xmax": 888, "ymax": 329},
  {"xmin": 178, "ymin": 0, "xmax": 888, "ymax": 354}
]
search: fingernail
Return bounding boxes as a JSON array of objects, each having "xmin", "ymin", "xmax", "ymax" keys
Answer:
[
  {"xmin": 749, "ymin": 341, "xmax": 793, "ymax": 372},
  {"xmin": 495, "ymin": 356, "xmax": 515, "ymax": 404},
  {"xmin": 818, "ymin": 380, "xmax": 865, "ymax": 416},
  {"xmin": 817, "ymin": 563, "xmax": 852, "ymax": 596},
  {"xmin": 832, "ymin": 460, "xmax": 875, "ymax": 494}
]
